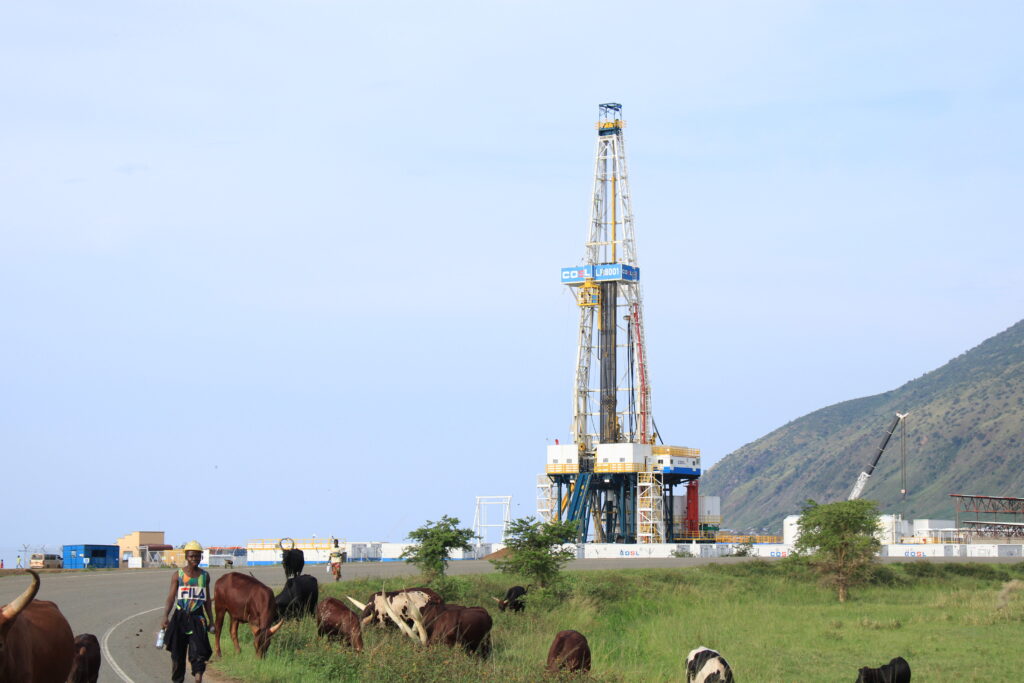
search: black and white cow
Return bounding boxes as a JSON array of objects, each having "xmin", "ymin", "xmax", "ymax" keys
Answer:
[
  {"xmin": 686, "ymin": 647, "xmax": 734, "ymax": 683},
  {"xmin": 856, "ymin": 656, "xmax": 911, "ymax": 683}
]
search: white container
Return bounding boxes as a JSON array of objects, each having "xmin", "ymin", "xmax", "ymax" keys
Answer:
[
  {"xmin": 594, "ymin": 443, "xmax": 651, "ymax": 473},
  {"xmin": 546, "ymin": 444, "xmax": 581, "ymax": 474}
]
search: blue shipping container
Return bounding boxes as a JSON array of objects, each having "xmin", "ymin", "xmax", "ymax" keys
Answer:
[{"xmin": 63, "ymin": 544, "xmax": 120, "ymax": 569}]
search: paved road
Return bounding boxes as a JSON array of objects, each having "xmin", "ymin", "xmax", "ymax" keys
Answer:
[{"xmin": 2, "ymin": 556, "xmax": 1021, "ymax": 682}]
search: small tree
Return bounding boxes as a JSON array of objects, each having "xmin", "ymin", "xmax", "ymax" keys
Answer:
[
  {"xmin": 401, "ymin": 515, "xmax": 476, "ymax": 582},
  {"xmin": 795, "ymin": 499, "xmax": 881, "ymax": 602},
  {"xmin": 490, "ymin": 517, "xmax": 578, "ymax": 588}
]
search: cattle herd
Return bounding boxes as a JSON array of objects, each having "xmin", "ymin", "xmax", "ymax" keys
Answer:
[{"xmin": 0, "ymin": 564, "xmax": 914, "ymax": 682}]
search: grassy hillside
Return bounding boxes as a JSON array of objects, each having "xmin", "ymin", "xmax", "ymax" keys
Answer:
[
  {"xmin": 213, "ymin": 562, "xmax": 1024, "ymax": 681},
  {"xmin": 701, "ymin": 319, "xmax": 1024, "ymax": 532}
]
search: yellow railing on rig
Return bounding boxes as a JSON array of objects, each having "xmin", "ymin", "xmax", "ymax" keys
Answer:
[
  {"xmin": 714, "ymin": 534, "xmax": 783, "ymax": 544},
  {"xmin": 246, "ymin": 538, "xmax": 340, "ymax": 550}
]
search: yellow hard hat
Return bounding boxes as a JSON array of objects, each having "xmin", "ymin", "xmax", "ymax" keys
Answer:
[{"xmin": 183, "ymin": 540, "xmax": 203, "ymax": 552}]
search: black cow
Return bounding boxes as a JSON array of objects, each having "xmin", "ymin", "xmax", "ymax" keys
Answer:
[
  {"xmin": 857, "ymin": 656, "xmax": 911, "ymax": 683},
  {"xmin": 493, "ymin": 585, "xmax": 527, "ymax": 612},
  {"xmin": 282, "ymin": 548, "xmax": 305, "ymax": 579},
  {"xmin": 275, "ymin": 574, "xmax": 319, "ymax": 619},
  {"xmin": 686, "ymin": 647, "xmax": 734, "ymax": 683}
]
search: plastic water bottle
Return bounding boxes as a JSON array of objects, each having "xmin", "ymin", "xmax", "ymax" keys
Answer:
[{"xmin": 155, "ymin": 629, "xmax": 165, "ymax": 648}]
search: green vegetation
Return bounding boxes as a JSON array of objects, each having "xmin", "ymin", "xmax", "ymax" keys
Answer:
[
  {"xmin": 702, "ymin": 318, "xmax": 1024, "ymax": 531},
  {"xmin": 795, "ymin": 499, "xmax": 881, "ymax": 602},
  {"xmin": 400, "ymin": 515, "xmax": 476, "ymax": 582},
  {"xmin": 211, "ymin": 561, "xmax": 1024, "ymax": 681},
  {"xmin": 490, "ymin": 517, "xmax": 578, "ymax": 588}
]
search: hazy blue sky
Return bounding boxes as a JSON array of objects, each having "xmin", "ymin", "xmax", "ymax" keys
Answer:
[{"xmin": 3, "ymin": 1, "xmax": 1022, "ymax": 559}]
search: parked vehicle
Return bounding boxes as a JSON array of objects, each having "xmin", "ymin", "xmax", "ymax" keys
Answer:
[{"xmin": 29, "ymin": 552, "xmax": 63, "ymax": 569}]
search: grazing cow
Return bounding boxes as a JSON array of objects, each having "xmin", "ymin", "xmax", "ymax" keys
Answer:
[
  {"xmin": 398, "ymin": 600, "xmax": 493, "ymax": 657},
  {"xmin": 0, "ymin": 570, "xmax": 75, "ymax": 682},
  {"xmin": 316, "ymin": 597, "xmax": 364, "ymax": 652},
  {"xmin": 545, "ymin": 630, "xmax": 591, "ymax": 673},
  {"xmin": 347, "ymin": 587, "xmax": 443, "ymax": 628},
  {"xmin": 276, "ymin": 574, "xmax": 319, "ymax": 619},
  {"xmin": 686, "ymin": 647, "xmax": 734, "ymax": 683},
  {"xmin": 856, "ymin": 656, "xmax": 911, "ymax": 683},
  {"xmin": 213, "ymin": 572, "xmax": 284, "ymax": 658},
  {"xmin": 69, "ymin": 633, "xmax": 101, "ymax": 683},
  {"xmin": 493, "ymin": 585, "xmax": 528, "ymax": 612},
  {"xmin": 282, "ymin": 547, "xmax": 305, "ymax": 580}
]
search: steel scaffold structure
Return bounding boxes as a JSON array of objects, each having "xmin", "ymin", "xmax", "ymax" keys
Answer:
[{"xmin": 543, "ymin": 104, "xmax": 702, "ymax": 544}]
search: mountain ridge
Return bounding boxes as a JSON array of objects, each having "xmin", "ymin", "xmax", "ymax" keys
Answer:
[{"xmin": 700, "ymin": 319, "xmax": 1024, "ymax": 532}]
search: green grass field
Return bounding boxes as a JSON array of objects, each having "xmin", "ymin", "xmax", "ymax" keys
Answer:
[{"xmin": 211, "ymin": 561, "xmax": 1024, "ymax": 681}]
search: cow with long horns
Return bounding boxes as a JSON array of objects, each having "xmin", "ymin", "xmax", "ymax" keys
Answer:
[
  {"xmin": 213, "ymin": 572, "xmax": 284, "ymax": 659},
  {"xmin": 387, "ymin": 598, "xmax": 492, "ymax": 657},
  {"xmin": 276, "ymin": 574, "xmax": 319, "ymax": 619},
  {"xmin": 0, "ymin": 570, "xmax": 75, "ymax": 682},
  {"xmin": 347, "ymin": 587, "xmax": 443, "ymax": 629},
  {"xmin": 493, "ymin": 585, "xmax": 528, "ymax": 612}
]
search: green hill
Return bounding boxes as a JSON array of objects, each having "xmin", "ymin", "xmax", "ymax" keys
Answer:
[{"xmin": 700, "ymin": 319, "xmax": 1024, "ymax": 532}]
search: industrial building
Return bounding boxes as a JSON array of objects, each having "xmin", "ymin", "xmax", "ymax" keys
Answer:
[{"xmin": 537, "ymin": 103, "xmax": 707, "ymax": 544}]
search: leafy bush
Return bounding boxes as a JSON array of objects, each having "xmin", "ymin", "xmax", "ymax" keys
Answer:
[
  {"xmin": 490, "ymin": 517, "xmax": 578, "ymax": 588},
  {"xmin": 400, "ymin": 515, "xmax": 476, "ymax": 582}
]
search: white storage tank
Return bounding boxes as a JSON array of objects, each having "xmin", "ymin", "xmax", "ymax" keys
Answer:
[{"xmin": 783, "ymin": 515, "xmax": 802, "ymax": 546}]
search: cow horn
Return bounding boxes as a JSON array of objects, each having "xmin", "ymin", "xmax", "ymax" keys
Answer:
[
  {"xmin": 406, "ymin": 597, "xmax": 429, "ymax": 645},
  {"xmin": 346, "ymin": 596, "xmax": 367, "ymax": 612},
  {"xmin": 268, "ymin": 620, "xmax": 284, "ymax": 635},
  {"xmin": 1, "ymin": 570, "xmax": 40, "ymax": 622},
  {"xmin": 491, "ymin": 597, "xmax": 502, "ymax": 603},
  {"xmin": 380, "ymin": 596, "xmax": 418, "ymax": 640}
]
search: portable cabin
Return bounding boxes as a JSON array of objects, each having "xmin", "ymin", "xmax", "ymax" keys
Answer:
[{"xmin": 63, "ymin": 544, "xmax": 120, "ymax": 569}]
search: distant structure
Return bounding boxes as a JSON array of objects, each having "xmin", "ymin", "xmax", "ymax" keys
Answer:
[
  {"xmin": 540, "ymin": 103, "xmax": 703, "ymax": 544},
  {"xmin": 952, "ymin": 494, "xmax": 1024, "ymax": 540},
  {"xmin": 473, "ymin": 496, "xmax": 512, "ymax": 543}
]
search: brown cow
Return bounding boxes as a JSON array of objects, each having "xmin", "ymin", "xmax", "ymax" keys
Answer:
[
  {"xmin": 316, "ymin": 597, "xmax": 363, "ymax": 652},
  {"xmin": 546, "ymin": 630, "xmax": 591, "ymax": 673},
  {"xmin": 68, "ymin": 633, "xmax": 101, "ymax": 683},
  {"xmin": 0, "ymin": 570, "xmax": 75, "ymax": 682},
  {"xmin": 398, "ymin": 600, "xmax": 492, "ymax": 657},
  {"xmin": 213, "ymin": 572, "xmax": 283, "ymax": 659}
]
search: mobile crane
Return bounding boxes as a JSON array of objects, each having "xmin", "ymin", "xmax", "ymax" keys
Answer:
[{"xmin": 848, "ymin": 412, "xmax": 908, "ymax": 501}]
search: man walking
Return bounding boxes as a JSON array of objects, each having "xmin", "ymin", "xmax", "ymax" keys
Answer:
[{"xmin": 161, "ymin": 540, "xmax": 214, "ymax": 683}]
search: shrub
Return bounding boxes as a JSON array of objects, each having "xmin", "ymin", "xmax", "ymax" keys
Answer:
[{"xmin": 401, "ymin": 515, "xmax": 476, "ymax": 582}]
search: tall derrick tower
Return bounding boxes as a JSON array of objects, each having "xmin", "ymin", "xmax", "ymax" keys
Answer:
[{"xmin": 542, "ymin": 103, "xmax": 702, "ymax": 544}]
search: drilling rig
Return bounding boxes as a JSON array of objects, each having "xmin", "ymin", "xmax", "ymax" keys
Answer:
[{"xmin": 540, "ymin": 103, "xmax": 702, "ymax": 544}]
